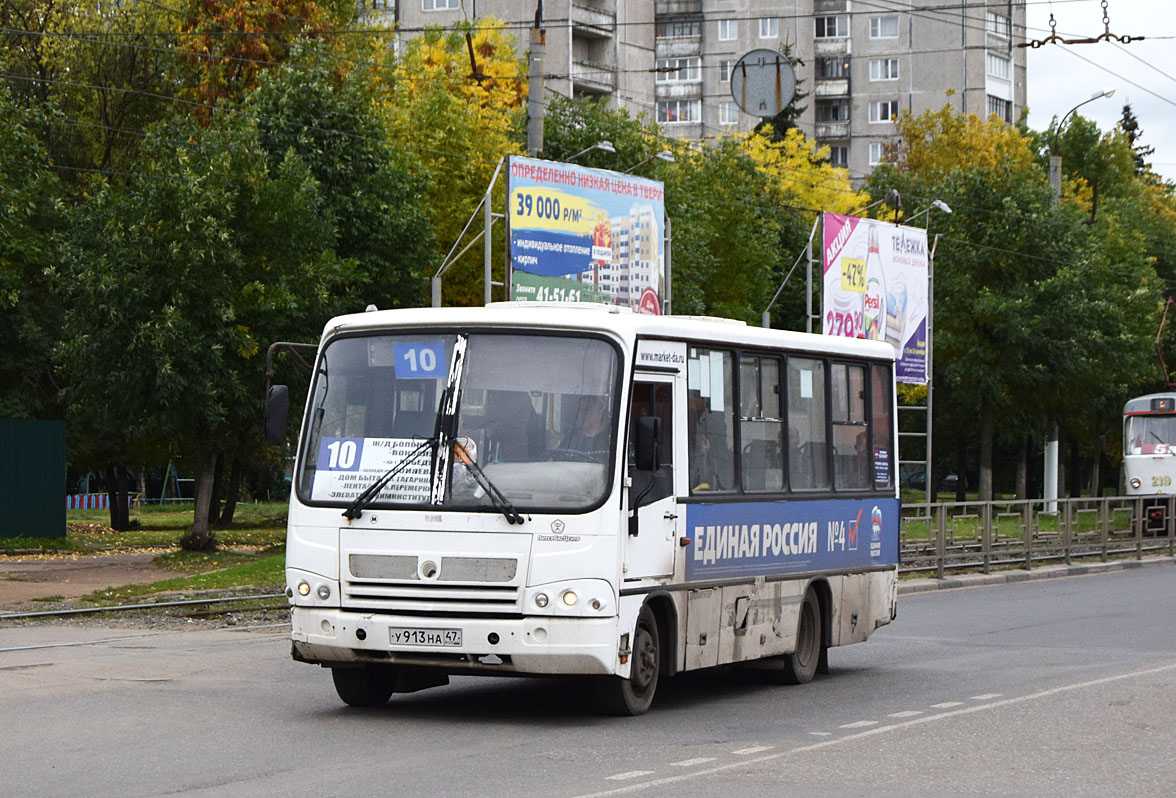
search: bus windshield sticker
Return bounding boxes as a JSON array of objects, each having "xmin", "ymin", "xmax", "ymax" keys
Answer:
[
  {"xmin": 800, "ymin": 369, "xmax": 813, "ymax": 399},
  {"xmin": 311, "ymin": 437, "xmax": 433, "ymax": 503},
  {"xmin": 684, "ymin": 498, "xmax": 900, "ymax": 580},
  {"xmin": 392, "ymin": 341, "xmax": 447, "ymax": 379}
]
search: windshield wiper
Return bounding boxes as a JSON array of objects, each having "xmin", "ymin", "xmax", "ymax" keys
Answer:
[
  {"xmin": 453, "ymin": 441, "xmax": 525, "ymax": 525},
  {"xmin": 342, "ymin": 438, "xmax": 436, "ymax": 520}
]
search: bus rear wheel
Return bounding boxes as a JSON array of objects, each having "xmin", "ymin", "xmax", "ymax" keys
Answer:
[
  {"xmin": 331, "ymin": 664, "xmax": 398, "ymax": 707},
  {"xmin": 767, "ymin": 589, "xmax": 822, "ymax": 686},
  {"xmin": 598, "ymin": 605, "xmax": 660, "ymax": 716}
]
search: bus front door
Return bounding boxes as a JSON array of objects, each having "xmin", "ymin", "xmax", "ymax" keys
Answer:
[{"xmin": 625, "ymin": 378, "xmax": 677, "ymax": 580}]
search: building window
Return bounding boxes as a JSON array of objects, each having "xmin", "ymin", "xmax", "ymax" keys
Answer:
[
  {"xmin": 658, "ymin": 98, "xmax": 701, "ymax": 124},
  {"xmin": 422, "ymin": 0, "xmax": 459, "ymax": 10},
  {"xmin": 719, "ymin": 59, "xmax": 734, "ymax": 82},
  {"xmin": 869, "ymin": 100, "xmax": 900, "ymax": 123},
  {"xmin": 869, "ymin": 58, "xmax": 900, "ymax": 81},
  {"xmin": 826, "ymin": 144, "xmax": 849, "ymax": 168},
  {"xmin": 986, "ymin": 52, "xmax": 1011, "ymax": 80},
  {"xmin": 719, "ymin": 102, "xmax": 739, "ymax": 126},
  {"xmin": 816, "ymin": 57, "xmax": 850, "ymax": 79},
  {"xmin": 815, "ymin": 15, "xmax": 848, "ymax": 39},
  {"xmin": 656, "ymin": 57, "xmax": 701, "ymax": 83},
  {"xmin": 815, "ymin": 99, "xmax": 850, "ymax": 123},
  {"xmin": 656, "ymin": 19, "xmax": 701, "ymax": 38},
  {"xmin": 870, "ymin": 15, "xmax": 899, "ymax": 39},
  {"xmin": 759, "ymin": 18, "xmax": 778, "ymax": 39},
  {"xmin": 987, "ymin": 95, "xmax": 1012, "ymax": 123},
  {"xmin": 987, "ymin": 11, "xmax": 1011, "ymax": 37},
  {"xmin": 718, "ymin": 19, "xmax": 738, "ymax": 41},
  {"xmin": 869, "ymin": 142, "xmax": 884, "ymax": 165}
]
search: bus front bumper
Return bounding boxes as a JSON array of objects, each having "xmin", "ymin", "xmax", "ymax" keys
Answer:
[{"xmin": 290, "ymin": 607, "xmax": 620, "ymax": 676}]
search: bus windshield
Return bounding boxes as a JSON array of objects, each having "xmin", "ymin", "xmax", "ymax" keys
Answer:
[
  {"xmin": 1126, "ymin": 414, "xmax": 1176, "ymax": 455},
  {"xmin": 297, "ymin": 331, "xmax": 620, "ymax": 513}
]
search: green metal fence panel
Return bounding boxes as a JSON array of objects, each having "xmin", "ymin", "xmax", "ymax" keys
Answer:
[{"xmin": 0, "ymin": 420, "xmax": 66, "ymax": 539}]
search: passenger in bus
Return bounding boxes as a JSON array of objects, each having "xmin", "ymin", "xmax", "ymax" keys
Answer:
[
  {"xmin": 559, "ymin": 395, "xmax": 610, "ymax": 462},
  {"xmin": 477, "ymin": 391, "xmax": 542, "ymax": 462}
]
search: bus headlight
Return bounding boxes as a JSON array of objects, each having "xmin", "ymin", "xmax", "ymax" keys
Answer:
[
  {"xmin": 316, "ymin": 584, "xmax": 331, "ymax": 600},
  {"xmin": 1131, "ymin": 477, "xmax": 1142, "ymax": 489},
  {"xmin": 534, "ymin": 593, "xmax": 549, "ymax": 608},
  {"xmin": 561, "ymin": 590, "xmax": 578, "ymax": 607},
  {"xmin": 297, "ymin": 581, "xmax": 311, "ymax": 597}
]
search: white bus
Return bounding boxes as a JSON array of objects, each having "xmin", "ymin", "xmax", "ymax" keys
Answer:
[
  {"xmin": 267, "ymin": 304, "xmax": 899, "ymax": 714},
  {"xmin": 1123, "ymin": 392, "xmax": 1176, "ymax": 532}
]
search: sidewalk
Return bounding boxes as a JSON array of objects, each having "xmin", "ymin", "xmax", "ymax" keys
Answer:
[{"xmin": 898, "ymin": 555, "xmax": 1176, "ymax": 594}]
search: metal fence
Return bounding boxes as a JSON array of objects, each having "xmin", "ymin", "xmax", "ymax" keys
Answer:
[{"xmin": 900, "ymin": 495, "xmax": 1176, "ymax": 577}]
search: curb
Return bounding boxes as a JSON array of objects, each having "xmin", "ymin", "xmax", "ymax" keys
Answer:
[{"xmin": 898, "ymin": 555, "xmax": 1176, "ymax": 595}]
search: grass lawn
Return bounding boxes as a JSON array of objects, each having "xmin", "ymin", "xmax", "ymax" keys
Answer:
[{"xmin": 1, "ymin": 501, "xmax": 288, "ymax": 553}]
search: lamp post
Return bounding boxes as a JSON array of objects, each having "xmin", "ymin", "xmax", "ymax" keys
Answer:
[
  {"xmin": 1050, "ymin": 87, "xmax": 1115, "ymax": 206},
  {"xmin": 1044, "ymin": 87, "xmax": 1113, "ymax": 510},
  {"xmin": 624, "ymin": 150, "xmax": 675, "ymax": 173},
  {"xmin": 566, "ymin": 140, "xmax": 616, "ymax": 162}
]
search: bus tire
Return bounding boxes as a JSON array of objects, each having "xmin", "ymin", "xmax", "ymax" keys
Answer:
[
  {"xmin": 598, "ymin": 605, "xmax": 660, "ymax": 716},
  {"xmin": 780, "ymin": 589, "xmax": 821, "ymax": 685},
  {"xmin": 331, "ymin": 665, "xmax": 397, "ymax": 707}
]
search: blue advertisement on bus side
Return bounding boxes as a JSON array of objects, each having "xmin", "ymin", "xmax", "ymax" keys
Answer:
[{"xmin": 685, "ymin": 498, "xmax": 900, "ymax": 581}]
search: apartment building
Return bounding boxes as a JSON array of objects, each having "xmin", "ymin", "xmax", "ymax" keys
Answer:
[{"xmin": 369, "ymin": 2, "xmax": 1026, "ymax": 180}]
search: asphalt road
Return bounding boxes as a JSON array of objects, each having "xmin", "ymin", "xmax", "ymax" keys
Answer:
[{"xmin": 2, "ymin": 564, "xmax": 1174, "ymax": 797}]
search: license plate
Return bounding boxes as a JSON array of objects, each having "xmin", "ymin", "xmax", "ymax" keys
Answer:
[{"xmin": 389, "ymin": 627, "xmax": 462, "ymax": 647}]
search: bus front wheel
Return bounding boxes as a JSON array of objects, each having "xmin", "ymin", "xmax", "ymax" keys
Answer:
[
  {"xmin": 331, "ymin": 664, "xmax": 398, "ymax": 707},
  {"xmin": 598, "ymin": 605, "xmax": 660, "ymax": 716}
]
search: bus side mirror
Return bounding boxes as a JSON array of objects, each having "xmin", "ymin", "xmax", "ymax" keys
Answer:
[
  {"xmin": 635, "ymin": 416, "xmax": 661, "ymax": 471},
  {"xmin": 265, "ymin": 385, "xmax": 289, "ymax": 446}
]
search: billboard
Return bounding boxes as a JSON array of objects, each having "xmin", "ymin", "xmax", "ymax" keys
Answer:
[
  {"xmin": 821, "ymin": 212, "xmax": 928, "ymax": 384},
  {"xmin": 506, "ymin": 155, "xmax": 665, "ymax": 314}
]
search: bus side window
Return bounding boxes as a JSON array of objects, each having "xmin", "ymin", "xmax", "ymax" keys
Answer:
[
  {"xmin": 831, "ymin": 363, "xmax": 869, "ymax": 490},
  {"xmin": 628, "ymin": 383, "xmax": 673, "ymax": 505},
  {"xmin": 788, "ymin": 358, "xmax": 829, "ymax": 490},
  {"xmin": 688, "ymin": 349, "xmax": 735, "ymax": 492},
  {"xmin": 740, "ymin": 355, "xmax": 784, "ymax": 492}
]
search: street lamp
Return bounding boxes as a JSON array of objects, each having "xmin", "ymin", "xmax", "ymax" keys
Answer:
[
  {"xmin": 566, "ymin": 140, "xmax": 616, "ymax": 162},
  {"xmin": 903, "ymin": 199, "xmax": 952, "ymax": 225},
  {"xmin": 624, "ymin": 150, "xmax": 675, "ymax": 173},
  {"xmin": 1050, "ymin": 87, "xmax": 1115, "ymax": 204}
]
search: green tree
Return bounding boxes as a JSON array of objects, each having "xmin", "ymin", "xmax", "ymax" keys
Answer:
[{"xmin": 0, "ymin": 90, "xmax": 65, "ymax": 419}]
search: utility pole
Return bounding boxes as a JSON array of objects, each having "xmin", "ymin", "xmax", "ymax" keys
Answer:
[{"xmin": 526, "ymin": 2, "xmax": 545, "ymax": 157}]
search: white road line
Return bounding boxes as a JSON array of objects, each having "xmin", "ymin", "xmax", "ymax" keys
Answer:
[
  {"xmin": 839, "ymin": 720, "xmax": 879, "ymax": 729},
  {"xmin": 670, "ymin": 758, "xmax": 716, "ymax": 767},
  {"xmin": 888, "ymin": 710, "xmax": 923, "ymax": 718},
  {"xmin": 605, "ymin": 771, "xmax": 654, "ymax": 781},
  {"xmin": 930, "ymin": 701, "xmax": 964, "ymax": 709},
  {"xmin": 808, "ymin": 732, "xmax": 833, "ymax": 737},
  {"xmin": 971, "ymin": 693, "xmax": 1002, "ymax": 700},
  {"xmin": 732, "ymin": 745, "xmax": 774, "ymax": 755},
  {"xmin": 567, "ymin": 660, "xmax": 1176, "ymax": 798}
]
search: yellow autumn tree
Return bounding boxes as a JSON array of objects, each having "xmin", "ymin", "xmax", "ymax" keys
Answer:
[
  {"xmin": 742, "ymin": 124, "xmax": 869, "ymax": 214},
  {"xmin": 377, "ymin": 19, "xmax": 527, "ymax": 306}
]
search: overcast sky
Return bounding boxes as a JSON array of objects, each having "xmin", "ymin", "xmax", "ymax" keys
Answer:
[{"xmin": 1024, "ymin": 0, "xmax": 1176, "ymax": 182}]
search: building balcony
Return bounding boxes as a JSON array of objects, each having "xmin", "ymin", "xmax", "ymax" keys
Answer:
[
  {"xmin": 572, "ymin": 3, "xmax": 615, "ymax": 39},
  {"xmin": 815, "ymin": 122, "xmax": 851, "ymax": 139},
  {"xmin": 814, "ymin": 39, "xmax": 850, "ymax": 57},
  {"xmin": 655, "ymin": 36, "xmax": 701, "ymax": 59},
  {"xmin": 655, "ymin": 1, "xmax": 702, "ymax": 14},
  {"xmin": 814, "ymin": 80, "xmax": 850, "ymax": 97},
  {"xmin": 572, "ymin": 60, "xmax": 617, "ymax": 95},
  {"xmin": 655, "ymin": 82, "xmax": 702, "ymax": 100}
]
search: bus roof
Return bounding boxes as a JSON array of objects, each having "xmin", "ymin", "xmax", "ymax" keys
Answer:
[
  {"xmin": 320, "ymin": 303, "xmax": 897, "ymax": 362},
  {"xmin": 1124, "ymin": 393, "xmax": 1176, "ymax": 415}
]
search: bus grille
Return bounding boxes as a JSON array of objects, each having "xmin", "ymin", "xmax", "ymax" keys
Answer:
[{"xmin": 343, "ymin": 554, "xmax": 521, "ymax": 614}]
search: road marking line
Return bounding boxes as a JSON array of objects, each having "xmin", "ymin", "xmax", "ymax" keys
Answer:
[
  {"xmin": 840, "ymin": 720, "xmax": 879, "ymax": 729},
  {"xmin": 808, "ymin": 732, "xmax": 833, "ymax": 737},
  {"xmin": 971, "ymin": 693, "xmax": 1002, "ymax": 700},
  {"xmin": 732, "ymin": 745, "xmax": 774, "ymax": 755},
  {"xmin": 670, "ymin": 758, "xmax": 716, "ymax": 767},
  {"xmin": 568, "ymin": 660, "xmax": 1176, "ymax": 798},
  {"xmin": 930, "ymin": 701, "xmax": 964, "ymax": 709},
  {"xmin": 605, "ymin": 771, "xmax": 654, "ymax": 781},
  {"xmin": 888, "ymin": 710, "xmax": 923, "ymax": 718}
]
